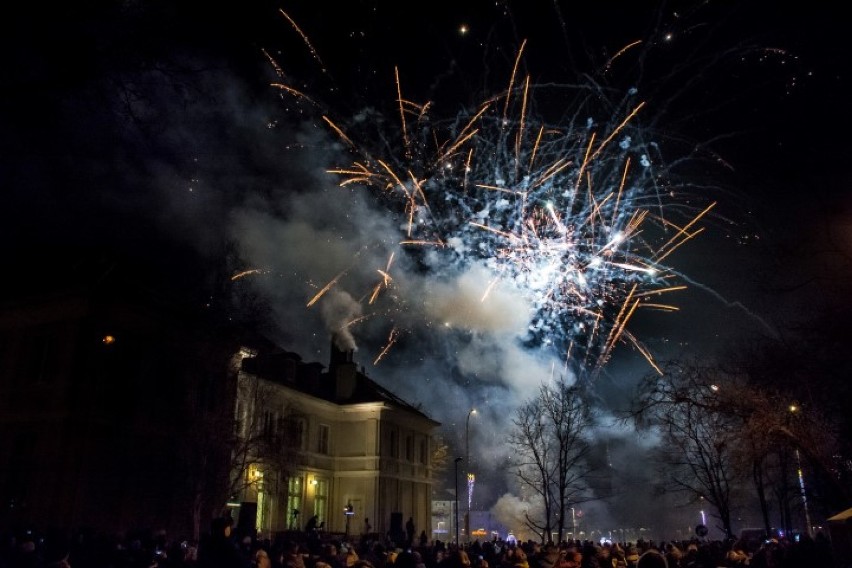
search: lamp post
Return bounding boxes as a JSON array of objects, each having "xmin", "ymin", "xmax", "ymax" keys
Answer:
[
  {"xmin": 465, "ymin": 408, "xmax": 476, "ymax": 542},
  {"xmin": 454, "ymin": 457, "xmax": 463, "ymax": 544},
  {"xmin": 344, "ymin": 502, "xmax": 354, "ymax": 539},
  {"xmin": 571, "ymin": 507, "xmax": 576, "ymax": 540}
]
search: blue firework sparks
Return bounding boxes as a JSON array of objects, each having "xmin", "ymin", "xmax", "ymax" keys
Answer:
[{"xmin": 271, "ymin": 24, "xmax": 719, "ymax": 377}]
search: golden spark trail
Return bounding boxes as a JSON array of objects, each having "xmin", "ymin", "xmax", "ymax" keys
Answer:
[
  {"xmin": 368, "ymin": 283, "xmax": 383, "ymax": 305},
  {"xmin": 438, "ymin": 129, "xmax": 480, "ymax": 164},
  {"xmin": 373, "ymin": 327, "xmax": 400, "ymax": 365},
  {"xmin": 600, "ymin": 285, "xmax": 638, "ymax": 362},
  {"xmin": 340, "ymin": 314, "xmax": 373, "ymax": 329},
  {"xmin": 322, "ymin": 116, "xmax": 357, "ymax": 148},
  {"xmin": 395, "ymin": 67, "xmax": 411, "ymax": 157},
  {"xmin": 575, "ymin": 133, "xmax": 597, "ymax": 193},
  {"xmin": 640, "ymin": 303, "xmax": 679, "ymax": 311},
  {"xmin": 261, "ymin": 49, "xmax": 285, "ymax": 78},
  {"xmin": 634, "ymin": 285, "xmax": 687, "ymax": 298},
  {"xmin": 503, "ymin": 40, "xmax": 527, "ymax": 122},
  {"xmin": 306, "ymin": 269, "xmax": 349, "ymax": 308},
  {"xmin": 598, "ymin": 298, "xmax": 640, "ymax": 369},
  {"xmin": 436, "ymin": 104, "xmax": 490, "ymax": 163},
  {"xmin": 231, "ymin": 269, "xmax": 262, "ymax": 281},
  {"xmin": 655, "ymin": 227, "xmax": 705, "ymax": 262},
  {"xmin": 590, "ymin": 102, "xmax": 646, "ymax": 161},
  {"xmin": 605, "ymin": 40, "xmax": 643, "ymax": 70},
  {"xmin": 529, "ymin": 125, "xmax": 545, "ymax": 171},
  {"xmin": 407, "ymin": 171, "xmax": 427, "ymax": 204},
  {"xmin": 368, "ymin": 254, "xmax": 397, "ymax": 304},
  {"xmin": 624, "ymin": 330, "xmax": 663, "ymax": 375},
  {"xmin": 611, "ymin": 157, "xmax": 631, "ymax": 226},
  {"xmin": 655, "ymin": 201, "xmax": 716, "ymax": 261},
  {"xmin": 470, "ymin": 222, "xmax": 517, "ymax": 241},
  {"xmin": 271, "ymin": 83, "xmax": 321, "ymax": 107},
  {"xmin": 368, "ymin": 269, "xmax": 394, "ymax": 304},
  {"xmin": 514, "ymin": 76, "xmax": 531, "ymax": 173},
  {"xmin": 463, "ymin": 148, "xmax": 474, "ymax": 192},
  {"xmin": 533, "ymin": 158, "xmax": 573, "ymax": 190},
  {"xmin": 322, "ymin": 116, "xmax": 357, "ymax": 149},
  {"xmin": 586, "ymin": 193, "xmax": 614, "ymax": 231},
  {"xmin": 417, "ymin": 101, "xmax": 432, "ymax": 121},
  {"xmin": 328, "ymin": 162, "xmax": 376, "ymax": 186},
  {"xmin": 279, "ymin": 9, "xmax": 328, "ymax": 74}
]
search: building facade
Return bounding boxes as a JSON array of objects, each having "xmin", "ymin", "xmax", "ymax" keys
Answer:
[{"xmin": 232, "ymin": 340, "xmax": 440, "ymax": 542}]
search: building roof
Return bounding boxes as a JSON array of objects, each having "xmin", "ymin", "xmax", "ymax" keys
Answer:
[{"xmin": 240, "ymin": 340, "xmax": 439, "ymax": 425}]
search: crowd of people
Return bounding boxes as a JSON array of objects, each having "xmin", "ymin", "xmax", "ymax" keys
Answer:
[{"xmin": 0, "ymin": 518, "xmax": 839, "ymax": 568}]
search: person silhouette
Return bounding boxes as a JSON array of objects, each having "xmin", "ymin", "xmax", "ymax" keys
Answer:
[{"xmin": 405, "ymin": 517, "xmax": 415, "ymax": 546}]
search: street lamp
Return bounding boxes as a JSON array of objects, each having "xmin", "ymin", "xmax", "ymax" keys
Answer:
[
  {"xmin": 465, "ymin": 408, "xmax": 477, "ymax": 542},
  {"xmin": 454, "ymin": 457, "xmax": 463, "ymax": 544},
  {"xmin": 344, "ymin": 502, "xmax": 354, "ymax": 539},
  {"xmin": 571, "ymin": 507, "xmax": 576, "ymax": 540}
]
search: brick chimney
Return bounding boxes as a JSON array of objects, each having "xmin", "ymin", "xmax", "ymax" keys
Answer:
[{"xmin": 329, "ymin": 335, "xmax": 357, "ymax": 400}]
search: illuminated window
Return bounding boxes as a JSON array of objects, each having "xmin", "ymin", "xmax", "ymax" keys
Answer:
[
  {"xmin": 286, "ymin": 476, "xmax": 302, "ymax": 530},
  {"xmin": 313, "ymin": 478, "xmax": 328, "ymax": 522}
]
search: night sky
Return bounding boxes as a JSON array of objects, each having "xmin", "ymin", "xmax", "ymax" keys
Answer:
[{"xmin": 4, "ymin": 1, "xmax": 851, "ymax": 535}]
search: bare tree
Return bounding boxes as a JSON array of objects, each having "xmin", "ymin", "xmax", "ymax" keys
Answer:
[
  {"xmin": 724, "ymin": 338, "xmax": 852, "ymax": 517},
  {"xmin": 631, "ymin": 360, "xmax": 744, "ymax": 538},
  {"xmin": 631, "ymin": 352, "xmax": 849, "ymax": 541},
  {"xmin": 230, "ymin": 372, "xmax": 307, "ymax": 528},
  {"xmin": 177, "ymin": 339, "xmax": 244, "ymax": 542},
  {"xmin": 729, "ymin": 378, "xmax": 846, "ymax": 534},
  {"xmin": 507, "ymin": 376, "xmax": 594, "ymax": 543},
  {"xmin": 179, "ymin": 347, "xmax": 305, "ymax": 540}
]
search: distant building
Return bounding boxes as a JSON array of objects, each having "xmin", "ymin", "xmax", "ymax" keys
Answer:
[{"xmin": 430, "ymin": 499, "xmax": 457, "ymax": 543}]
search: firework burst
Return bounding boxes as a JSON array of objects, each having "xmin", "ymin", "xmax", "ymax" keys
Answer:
[{"xmin": 272, "ymin": 17, "xmax": 720, "ymax": 378}]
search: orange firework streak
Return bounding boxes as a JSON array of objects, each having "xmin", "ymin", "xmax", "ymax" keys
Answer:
[{"xmin": 306, "ymin": 269, "xmax": 349, "ymax": 308}]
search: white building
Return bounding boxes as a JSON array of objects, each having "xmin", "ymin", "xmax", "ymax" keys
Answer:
[{"xmin": 232, "ymin": 339, "xmax": 440, "ymax": 542}]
